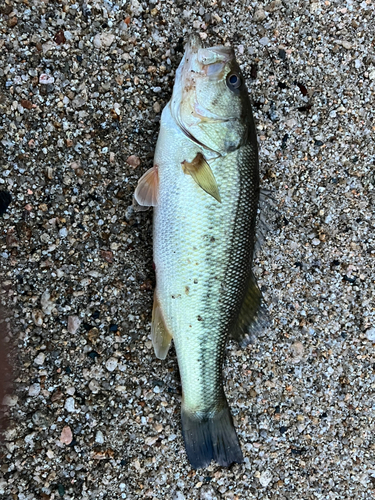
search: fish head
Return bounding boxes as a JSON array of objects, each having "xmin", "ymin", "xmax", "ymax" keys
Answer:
[{"xmin": 171, "ymin": 35, "xmax": 251, "ymax": 156}]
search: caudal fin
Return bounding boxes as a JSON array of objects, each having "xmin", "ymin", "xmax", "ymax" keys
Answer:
[{"xmin": 181, "ymin": 404, "xmax": 243, "ymax": 469}]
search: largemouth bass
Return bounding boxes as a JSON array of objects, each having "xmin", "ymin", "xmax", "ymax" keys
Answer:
[{"xmin": 135, "ymin": 36, "xmax": 262, "ymax": 469}]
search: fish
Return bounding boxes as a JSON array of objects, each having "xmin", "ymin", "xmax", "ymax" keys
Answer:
[{"xmin": 134, "ymin": 35, "xmax": 263, "ymax": 469}]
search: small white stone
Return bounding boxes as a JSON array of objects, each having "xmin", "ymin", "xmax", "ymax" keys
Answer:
[
  {"xmin": 59, "ymin": 227, "xmax": 68, "ymax": 238},
  {"xmin": 34, "ymin": 352, "xmax": 45, "ymax": 365},
  {"xmin": 41, "ymin": 290, "xmax": 54, "ymax": 315},
  {"xmin": 2, "ymin": 394, "xmax": 18, "ymax": 406},
  {"xmin": 369, "ymin": 69, "xmax": 375, "ymax": 80},
  {"xmin": 105, "ymin": 357, "xmax": 118, "ymax": 372},
  {"xmin": 366, "ymin": 327, "xmax": 375, "ymax": 342},
  {"xmin": 145, "ymin": 436, "xmax": 158, "ymax": 446},
  {"xmin": 311, "ymin": 238, "xmax": 320, "ymax": 246},
  {"xmin": 95, "ymin": 430, "xmax": 104, "ymax": 444},
  {"xmin": 64, "ymin": 396, "xmax": 75, "ymax": 412},
  {"xmin": 253, "ymin": 9, "xmax": 266, "ymax": 22},
  {"xmin": 89, "ymin": 379, "xmax": 101, "ymax": 393},
  {"xmin": 28, "ymin": 383, "xmax": 41, "ymax": 397},
  {"xmin": 32, "ymin": 309, "xmax": 44, "ymax": 326},
  {"xmin": 259, "ymin": 36, "xmax": 270, "ymax": 46},
  {"xmin": 68, "ymin": 315, "xmax": 81, "ymax": 334},
  {"xmin": 259, "ymin": 469, "xmax": 273, "ymax": 487}
]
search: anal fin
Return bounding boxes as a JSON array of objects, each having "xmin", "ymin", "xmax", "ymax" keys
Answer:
[
  {"xmin": 152, "ymin": 292, "xmax": 173, "ymax": 360},
  {"xmin": 231, "ymin": 272, "xmax": 269, "ymax": 347}
]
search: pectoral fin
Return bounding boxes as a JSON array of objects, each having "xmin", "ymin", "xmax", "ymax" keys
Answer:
[
  {"xmin": 134, "ymin": 166, "xmax": 159, "ymax": 207},
  {"xmin": 182, "ymin": 153, "xmax": 221, "ymax": 203},
  {"xmin": 152, "ymin": 292, "xmax": 173, "ymax": 360},
  {"xmin": 230, "ymin": 272, "xmax": 269, "ymax": 347}
]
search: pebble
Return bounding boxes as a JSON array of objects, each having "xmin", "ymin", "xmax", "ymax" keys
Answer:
[
  {"xmin": 89, "ymin": 379, "xmax": 101, "ymax": 394},
  {"xmin": 68, "ymin": 316, "xmax": 81, "ymax": 334},
  {"xmin": 40, "ymin": 290, "xmax": 54, "ymax": 315},
  {"xmin": 93, "ymin": 32, "xmax": 115, "ymax": 49},
  {"xmin": 60, "ymin": 426, "xmax": 73, "ymax": 445},
  {"xmin": 105, "ymin": 357, "xmax": 118, "ymax": 372},
  {"xmin": 28, "ymin": 384, "xmax": 41, "ymax": 397},
  {"xmin": 126, "ymin": 155, "xmax": 141, "ymax": 168},
  {"xmin": 32, "ymin": 309, "xmax": 44, "ymax": 327},
  {"xmin": 259, "ymin": 37, "xmax": 270, "ymax": 46},
  {"xmin": 365, "ymin": 328, "xmax": 375, "ymax": 342},
  {"xmin": 253, "ymin": 9, "xmax": 266, "ymax": 22},
  {"xmin": 95, "ymin": 430, "xmax": 105, "ymax": 444},
  {"xmin": 259, "ymin": 470, "xmax": 273, "ymax": 487},
  {"xmin": 2, "ymin": 395, "xmax": 18, "ymax": 407},
  {"xmin": 39, "ymin": 74, "xmax": 55, "ymax": 85},
  {"xmin": 64, "ymin": 397, "xmax": 75, "ymax": 412},
  {"xmin": 34, "ymin": 352, "xmax": 45, "ymax": 365}
]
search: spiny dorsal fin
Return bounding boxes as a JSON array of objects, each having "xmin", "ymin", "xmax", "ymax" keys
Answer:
[
  {"xmin": 152, "ymin": 292, "xmax": 173, "ymax": 360},
  {"xmin": 182, "ymin": 153, "xmax": 221, "ymax": 203},
  {"xmin": 230, "ymin": 272, "xmax": 269, "ymax": 347},
  {"xmin": 134, "ymin": 166, "xmax": 159, "ymax": 207}
]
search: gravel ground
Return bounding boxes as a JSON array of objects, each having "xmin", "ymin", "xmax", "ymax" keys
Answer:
[{"xmin": 1, "ymin": 0, "xmax": 375, "ymax": 499}]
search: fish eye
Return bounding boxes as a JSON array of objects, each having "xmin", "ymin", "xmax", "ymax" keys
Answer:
[{"xmin": 226, "ymin": 72, "xmax": 242, "ymax": 91}]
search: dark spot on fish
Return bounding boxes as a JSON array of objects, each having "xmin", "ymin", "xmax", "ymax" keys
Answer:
[
  {"xmin": 185, "ymin": 286, "xmax": 190, "ymax": 295},
  {"xmin": 197, "ymin": 315, "xmax": 203, "ymax": 321},
  {"xmin": 278, "ymin": 81, "xmax": 288, "ymax": 89},
  {"xmin": 278, "ymin": 48, "xmax": 287, "ymax": 60},
  {"xmin": 194, "ymin": 279, "xmax": 198, "ymax": 284},
  {"xmin": 295, "ymin": 81, "xmax": 308, "ymax": 96},
  {"xmin": 250, "ymin": 63, "xmax": 258, "ymax": 79},
  {"xmin": 0, "ymin": 190, "xmax": 12, "ymax": 215},
  {"xmin": 210, "ymin": 236, "xmax": 215, "ymax": 242}
]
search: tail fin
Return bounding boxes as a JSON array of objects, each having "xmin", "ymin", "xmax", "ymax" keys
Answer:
[{"xmin": 181, "ymin": 404, "xmax": 243, "ymax": 469}]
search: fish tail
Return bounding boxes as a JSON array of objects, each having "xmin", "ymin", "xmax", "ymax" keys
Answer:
[{"xmin": 181, "ymin": 402, "xmax": 243, "ymax": 469}]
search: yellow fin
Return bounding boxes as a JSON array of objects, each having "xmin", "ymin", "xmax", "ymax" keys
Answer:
[
  {"xmin": 152, "ymin": 292, "xmax": 173, "ymax": 360},
  {"xmin": 134, "ymin": 166, "xmax": 159, "ymax": 207},
  {"xmin": 182, "ymin": 153, "xmax": 221, "ymax": 203},
  {"xmin": 231, "ymin": 272, "xmax": 269, "ymax": 347}
]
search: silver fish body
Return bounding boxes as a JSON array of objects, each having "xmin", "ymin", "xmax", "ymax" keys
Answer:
[{"xmin": 135, "ymin": 36, "xmax": 261, "ymax": 468}]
